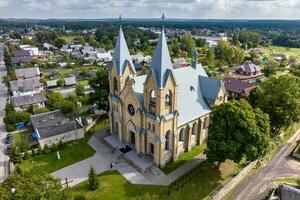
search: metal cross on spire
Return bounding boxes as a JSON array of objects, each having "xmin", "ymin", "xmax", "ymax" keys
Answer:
[{"xmin": 119, "ymin": 14, "xmax": 122, "ymax": 27}]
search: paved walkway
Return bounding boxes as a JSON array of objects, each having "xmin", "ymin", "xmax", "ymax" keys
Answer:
[
  {"xmin": 231, "ymin": 128, "xmax": 300, "ymax": 200},
  {"xmin": 52, "ymin": 130, "xmax": 206, "ymax": 187},
  {"xmin": 0, "ymin": 53, "xmax": 9, "ymax": 182}
]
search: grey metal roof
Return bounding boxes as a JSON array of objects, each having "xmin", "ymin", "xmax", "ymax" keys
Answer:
[
  {"xmin": 199, "ymin": 76, "xmax": 222, "ymax": 102},
  {"xmin": 173, "ymin": 65, "xmax": 213, "ymax": 126},
  {"xmin": 14, "ymin": 50, "xmax": 31, "ymax": 57},
  {"xmin": 132, "ymin": 75, "xmax": 146, "ymax": 106},
  {"xmin": 149, "ymin": 28, "xmax": 174, "ymax": 89},
  {"xmin": 11, "ymin": 93, "xmax": 46, "ymax": 107},
  {"xmin": 10, "ymin": 78, "xmax": 41, "ymax": 92},
  {"xmin": 238, "ymin": 62, "xmax": 261, "ymax": 73},
  {"xmin": 64, "ymin": 77, "xmax": 76, "ymax": 86},
  {"xmin": 12, "ymin": 56, "xmax": 33, "ymax": 64},
  {"xmin": 15, "ymin": 67, "xmax": 40, "ymax": 79},
  {"xmin": 280, "ymin": 184, "xmax": 300, "ymax": 200},
  {"xmin": 46, "ymin": 80, "xmax": 58, "ymax": 87},
  {"xmin": 31, "ymin": 110, "xmax": 69, "ymax": 129},
  {"xmin": 112, "ymin": 27, "xmax": 135, "ymax": 76},
  {"xmin": 37, "ymin": 121, "xmax": 83, "ymax": 139}
]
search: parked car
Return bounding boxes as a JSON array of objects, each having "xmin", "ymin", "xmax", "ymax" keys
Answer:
[
  {"xmin": 5, "ymin": 133, "xmax": 13, "ymax": 144},
  {"xmin": 5, "ymin": 144, "xmax": 11, "ymax": 155}
]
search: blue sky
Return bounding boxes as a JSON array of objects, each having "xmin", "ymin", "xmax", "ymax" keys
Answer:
[{"xmin": 0, "ymin": 0, "xmax": 299, "ymax": 19}]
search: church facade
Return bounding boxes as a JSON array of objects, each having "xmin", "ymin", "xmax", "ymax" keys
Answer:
[{"xmin": 108, "ymin": 27, "xmax": 227, "ymax": 167}]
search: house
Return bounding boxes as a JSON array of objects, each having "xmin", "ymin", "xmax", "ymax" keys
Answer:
[
  {"xmin": 12, "ymin": 50, "xmax": 33, "ymax": 65},
  {"xmin": 108, "ymin": 27, "xmax": 227, "ymax": 167},
  {"xmin": 11, "ymin": 93, "xmax": 46, "ymax": 111},
  {"xmin": 46, "ymin": 80, "xmax": 58, "ymax": 88},
  {"xmin": 30, "ymin": 110, "xmax": 84, "ymax": 148},
  {"xmin": 10, "ymin": 78, "xmax": 42, "ymax": 97},
  {"xmin": 64, "ymin": 77, "xmax": 77, "ymax": 86},
  {"xmin": 195, "ymin": 36, "xmax": 228, "ymax": 48},
  {"xmin": 269, "ymin": 184, "xmax": 300, "ymax": 200},
  {"xmin": 43, "ymin": 43, "xmax": 53, "ymax": 50},
  {"xmin": 15, "ymin": 67, "xmax": 41, "ymax": 79},
  {"xmin": 97, "ymin": 52, "xmax": 113, "ymax": 62},
  {"xmin": 20, "ymin": 45, "xmax": 40, "ymax": 56},
  {"xmin": 273, "ymin": 53, "xmax": 288, "ymax": 61},
  {"xmin": 235, "ymin": 62, "xmax": 261, "ymax": 76},
  {"xmin": 224, "ymin": 77, "xmax": 257, "ymax": 99},
  {"xmin": 50, "ymin": 70, "xmax": 60, "ymax": 79}
]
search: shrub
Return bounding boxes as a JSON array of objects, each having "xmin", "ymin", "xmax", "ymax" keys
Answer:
[
  {"xmin": 23, "ymin": 151, "xmax": 31, "ymax": 160},
  {"xmin": 10, "ymin": 146, "xmax": 22, "ymax": 163},
  {"xmin": 6, "ymin": 124, "xmax": 16, "ymax": 132},
  {"xmin": 43, "ymin": 144, "xmax": 51, "ymax": 154},
  {"xmin": 74, "ymin": 196, "xmax": 86, "ymax": 200},
  {"xmin": 88, "ymin": 166, "xmax": 99, "ymax": 190},
  {"xmin": 51, "ymin": 143, "xmax": 58, "ymax": 152},
  {"xmin": 58, "ymin": 140, "xmax": 64, "ymax": 149},
  {"xmin": 37, "ymin": 145, "xmax": 43, "ymax": 155},
  {"xmin": 31, "ymin": 149, "xmax": 36, "ymax": 157},
  {"xmin": 4, "ymin": 111, "xmax": 30, "ymax": 127}
]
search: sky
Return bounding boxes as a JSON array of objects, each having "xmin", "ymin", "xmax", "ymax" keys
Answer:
[{"xmin": 0, "ymin": 0, "xmax": 300, "ymax": 19}]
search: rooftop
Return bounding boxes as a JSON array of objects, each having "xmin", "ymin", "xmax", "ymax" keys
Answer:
[
  {"xmin": 15, "ymin": 67, "xmax": 40, "ymax": 79},
  {"xmin": 30, "ymin": 110, "xmax": 70, "ymax": 130},
  {"xmin": 10, "ymin": 78, "xmax": 41, "ymax": 92},
  {"xmin": 64, "ymin": 76, "xmax": 77, "ymax": 86},
  {"xmin": 11, "ymin": 93, "xmax": 46, "ymax": 107},
  {"xmin": 37, "ymin": 121, "xmax": 82, "ymax": 139},
  {"xmin": 224, "ymin": 77, "xmax": 257, "ymax": 95}
]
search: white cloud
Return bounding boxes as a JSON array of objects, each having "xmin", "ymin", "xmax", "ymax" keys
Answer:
[{"xmin": 0, "ymin": 0, "xmax": 299, "ymax": 19}]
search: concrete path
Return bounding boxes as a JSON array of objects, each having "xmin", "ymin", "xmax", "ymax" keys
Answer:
[
  {"xmin": 230, "ymin": 128, "xmax": 300, "ymax": 200},
  {"xmin": 52, "ymin": 133, "xmax": 151, "ymax": 187},
  {"xmin": 52, "ymin": 130, "xmax": 207, "ymax": 187},
  {"xmin": 0, "ymin": 53, "xmax": 9, "ymax": 182}
]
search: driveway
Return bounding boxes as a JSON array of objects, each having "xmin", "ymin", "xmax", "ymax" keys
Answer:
[
  {"xmin": 231, "ymin": 129, "xmax": 300, "ymax": 200},
  {"xmin": 0, "ymin": 60, "xmax": 9, "ymax": 182}
]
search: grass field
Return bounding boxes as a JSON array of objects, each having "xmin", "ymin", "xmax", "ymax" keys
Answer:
[
  {"xmin": 262, "ymin": 45, "xmax": 300, "ymax": 62},
  {"xmin": 17, "ymin": 136, "xmax": 95, "ymax": 174},
  {"xmin": 161, "ymin": 142, "xmax": 207, "ymax": 174},
  {"xmin": 79, "ymin": 80, "xmax": 89, "ymax": 86},
  {"xmin": 72, "ymin": 161, "xmax": 232, "ymax": 200},
  {"xmin": 13, "ymin": 130, "xmax": 33, "ymax": 147}
]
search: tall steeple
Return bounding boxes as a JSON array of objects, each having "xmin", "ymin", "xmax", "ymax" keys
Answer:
[
  {"xmin": 112, "ymin": 25, "xmax": 135, "ymax": 76},
  {"xmin": 150, "ymin": 25, "xmax": 174, "ymax": 89}
]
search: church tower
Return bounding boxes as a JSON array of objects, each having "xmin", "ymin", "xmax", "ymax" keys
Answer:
[{"xmin": 108, "ymin": 27, "xmax": 135, "ymax": 138}]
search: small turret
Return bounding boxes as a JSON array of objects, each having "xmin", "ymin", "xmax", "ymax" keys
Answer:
[{"xmin": 191, "ymin": 49, "xmax": 197, "ymax": 69}]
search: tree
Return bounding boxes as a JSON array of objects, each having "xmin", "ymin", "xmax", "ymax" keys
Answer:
[
  {"xmin": 89, "ymin": 68, "xmax": 109, "ymax": 110},
  {"xmin": 4, "ymin": 47, "xmax": 12, "ymax": 69},
  {"xmin": 88, "ymin": 166, "xmax": 99, "ymax": 191},
  {"xmin": 58, "ymin": 100, "xmax": 76, "ymax": 114},
  {"xmin": 196, "ymin": 38, "xmax": 206, "ymax": 48},
  {"xmin": 207, "ymin": 99, "xmax": 271, "ymax": 163},
  {"xmin": 181, "ymin": 34, "xmax": 195, "ymax": 54},
  {"xmin": 76, "ymin": 84, "xmax": 85, "ymax": 96},
  {"xmin": 46, "ymin": 91, "xmax": 64, "ymax": 109},
  {"xmin": 0, "ymin": 171, "xmax": 73, "ymax": 200},
  {"xmin": 256, "ymin": 75, "xmax": 300, "ymax": 132},
  {"xmin": 54, "ymin": 37, "xmax": 67, "ymax": 48},
  {"xmin": 57, "ymin": 79, "xmax": 64, "ymax": 87}
]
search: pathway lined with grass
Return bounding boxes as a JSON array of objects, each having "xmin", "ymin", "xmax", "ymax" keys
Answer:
[{"xmin": 17, "ymin": 136, "xmax": 95, "ymax": 174}]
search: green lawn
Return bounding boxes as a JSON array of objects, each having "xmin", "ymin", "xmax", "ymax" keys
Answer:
[
  {"xmin": 79, "ymin": 80, "xmax": 89, "ymax": 86},
  {"xmin": 72, "ymin": 161, "xmax": 230, "ymax": 200},
  {"xmin": 17, "ymin": 136, "xmax": 95, "ymax": 174},
  {"xmin": 13, "ymin": 130, "xmax": 33, "ymax": 147},
  {"xmin": 262, "ymin": 45, "xmax": 300, "ymax": 62},
  {"xmin": 161, "ymin": 142, "xmax": 207, "ymax": 174}
]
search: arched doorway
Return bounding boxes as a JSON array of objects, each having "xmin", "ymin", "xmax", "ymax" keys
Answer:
[{"xmin": 127, "ymin": 121, "xmax": 136, "ymax": 147}]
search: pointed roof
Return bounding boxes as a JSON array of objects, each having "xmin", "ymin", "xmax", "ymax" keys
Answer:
[
  {"xmin": 112, "ymin": 27, "xmax": 135, "ymax": 76},
  {"xmin": 150, "ymin": 28, "xmax": 174, "ymax": 89}
]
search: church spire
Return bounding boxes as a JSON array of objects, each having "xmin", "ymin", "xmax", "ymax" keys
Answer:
[
  {"xmin": 150, "ymin": 14, "xmax": 174, "ymax": 89},
  {"xmin": 112, "ymin": 24, "xmax": 135, "ymax": 76}
]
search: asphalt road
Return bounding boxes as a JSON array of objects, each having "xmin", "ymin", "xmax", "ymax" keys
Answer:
[
  {"xmin": 231, "ymin": 129, "xmax": 300, "ymax": 200},
  {"xmin": 0, "ymin": 61, "xmax": 9, "ymax": 182}
]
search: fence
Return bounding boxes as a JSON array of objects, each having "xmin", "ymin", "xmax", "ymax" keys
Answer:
[{"xmin": 212, "ymin": 160, "xmax": 258, "ymax": 200}]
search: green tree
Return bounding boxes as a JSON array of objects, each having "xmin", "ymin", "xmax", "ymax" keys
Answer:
[
  {"xmin": 256, "ymin": 75, "xmax": 300, "ymax": 132},
  {"xmin": 88, "ymin": 166, "xmax": 99, "ymax": 191},
  {"xmin": 54, "ymin": 37, "xmax": 67, "ymax": 48},
  {"xmin": 181, "ymin": 34, "xmax": 195, "ymax": 55},
  {"xmin": 89, "ymin": 68, "xmax": 109, "ymax": 110},
  {"xmin": 4, "ymin": 47, "xmax": 12, "ymax": 69},
  {"xmin": 46, "ymin": 91, "xmax": 64, "ymax": 109},
  {"xmin": 76, "ymin": 84, "xmax": 85, "ymax": 96},
  {"xmin": 57, "ymin": 100, "xmax": 76, "ymax": 114},
  {"xmin": 207, "ymin": 99, "xmax": 271, "ymax": 163},
  {"xmin": 57, "ymin": 79, "xmax": 64, "ymax": 87},
  {"xmin": 0, "ymin": 171, "xmax": 73, "ymax": 200}
]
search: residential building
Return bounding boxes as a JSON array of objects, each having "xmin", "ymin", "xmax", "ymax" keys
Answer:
[
  {"xmin": 108, "ymin": 27, "xmax": 227, "ymax": 167},
  {"xmin": 11, "ymin": 93, "xmax": 46, "ymax": 111},
  {"xmin": 30, "ymin": 110, "xmax": 84, "ymax": 148},
  {"xmin": 12, "ymin": 50, "xmax": 33, "ymax": 65},
  {"xmin": 15, "ymin": 67, "xmax": 41, "ymax": 79},
  {"xmin": 64, "ymin": 77, "xmax": 77, "ymax": 86},
  {"xmin": 224, "ymin": 77, "xmax": 257, "ymax": 99},
  {"xmin": 10, "ymin": 78, "xmax": 42, "ymax": 97},
  {"xmin": 235, "ymin": 62, "xmax": 261, "ymax": 76}
]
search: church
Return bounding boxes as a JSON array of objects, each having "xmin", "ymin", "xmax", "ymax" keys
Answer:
[{"xmin": 108, "ymin": 27, "xmax": 227, "ymax": 167}]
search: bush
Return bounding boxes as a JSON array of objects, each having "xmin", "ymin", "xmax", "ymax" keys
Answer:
[
  {"xmin": 37, "ymin": 145, "xmax": 43, "ymax": 155},
  {"xmin": 74, "ymin": 196, "xmax": 86, "ymax": 200},
  {"xmin": 51, "ymin": 143, "xmax": 58, "ymax": 152},
  {"xmin": 58, "ymin": 140, "xmax": 64, "ymax": 149},
  {"xmin": 23, "ymin": 151, "xmax": 31, "ymax": 160},
  {"xmin": 43, "ymin": 144, "xmax": 51, "ymax": 154},
  {"xmin": 10, "ymin": 146, "xmax": 22, "ymax": 163},
  {"xmin": 88, "ymin": 166, "xmax": 99, "ymax": 190},
  {"xmin": 6, "ymin": 124, "xmax": 16, "ymax": 132},
  {"xmin": 4, "ymin": 111, "xmax": 30, "ymax": 127},
  {"xmin": 31, "ymin": 149, "xmax": 36, "ymax": 157}
]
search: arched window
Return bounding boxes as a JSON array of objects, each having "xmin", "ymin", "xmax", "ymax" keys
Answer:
[
  {"xmin": 165, "ymin": 131, "xmax": 171, "ymax": 151},
  {"xmin": 148, "ymin": 122, "xmax": 151, "ymax": 130},
  {"xmin": 192, "ymin": 122, "xmax": 197, "ymax": 136},
  {"xmin": 165, "ymin": 90, "xmax": 172, "ymax": 106},
  {"xmin": 113, "ymin": 77, "xmax": 118, "ymax": 93},
  {"xmin": 179, "ymin": 128, "xmax": 184, "ymax": 142},
  {"xmin": 149, "ymin": 89, "xmax": 156, "ymax": 106},
  {"xmin": 152, "ymin": 124, "xmax": 155, "ymax": 132},
  {"xmin": 204, "ymin": 117, "xmax": 209, "ymax": 129}
]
